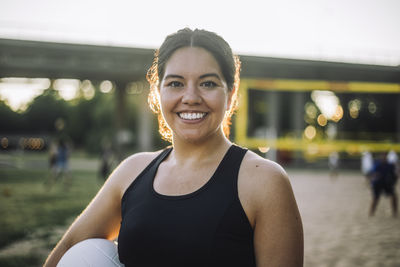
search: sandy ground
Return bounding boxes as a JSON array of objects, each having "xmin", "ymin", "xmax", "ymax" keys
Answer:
[{"xmin": 289, "ymin": 169, "xmax": 399, "ymax": 267}]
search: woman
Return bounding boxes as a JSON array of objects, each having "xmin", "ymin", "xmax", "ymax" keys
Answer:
[{"xmin": 45, "ymin": 28, "xmax": 303, "ymax": 267}]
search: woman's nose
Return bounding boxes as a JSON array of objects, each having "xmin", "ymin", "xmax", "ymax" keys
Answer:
[{"xmin": 182, "ymin": 84, "xmax": 202, "ymax": 105}]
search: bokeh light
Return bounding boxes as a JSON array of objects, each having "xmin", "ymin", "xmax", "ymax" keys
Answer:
[
  {"xmin": 258, "ymin": 146, "xmax": 270, "ymax": 153},
  {"xmin": 331, "ymin": 105, "xmax": 344, "ymax": 122},
  {"xmin": 317, "ymin": 114, "xmax": 327, "ymax": 126},
  {"xmin": 100, "ymin": 80, "xmax": 113, "ymax": 93},
  {"xmin": 55, "ymin": 117, "xmax": 66, "ymax": 131},
  {"xmin": 368, "ymin": 101, "xmax": 377, "ymax": 114},
  {"xmin": 1, "ymin": 137, "xmax": 9, "ymax": 149},
  {"xmin": 81, "ymin": 80, "xmax": 95, "ymax": 100},
  {"xmin": 305, "ymin": 102, "xmax": 318, "ymax": 119},
  {"xmin": 304, "ymin": 125, "xmax": 317, "ymax": 140},
  {"xmin": 311, "ymin": 90, "xmax": 340, "ymax": 120},
  {"xmin": 348, "ymin": 99, "xmax": 361, "ymax": 119},
  {"xmin": 53, "ymin": 79, "xmax": 81, "ymax": 100}
]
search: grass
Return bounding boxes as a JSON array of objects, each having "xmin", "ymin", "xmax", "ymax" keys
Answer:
[
  {"xmin": 0, "ymin": 164, "xmax": 103, "ymax": 266},
  {"xmin": 0, "ymin": 254, "xmax": 43, "ymax": 267}
]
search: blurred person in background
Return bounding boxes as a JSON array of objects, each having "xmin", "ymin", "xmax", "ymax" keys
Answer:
[
  {"xmin": 45, "ymin": 28, "xmax": 303, "ymax": 267},
  {"xmin": 387, "ymin": 149, "xmax": 399, "ymax": 181},
  {"xmin": 54, "ymin": 138, "xmax": 72, "ymax": 187},
  {"xmin": 361, "ymin": 150, "xmax": 374, "ymax": 182},
  {"xmin": 44, "ymin": 140, "xmax": 59, "ymax": 188},
  {"xmin": 387, "ymin": 149, "xmax": 398, "ymax": 166},
  {"xmin": 48, "ymin": 140, "xmax": 58, "ymax": 172},
  {"xmin": 44, "ymin": 138, "xmax": 71, "ymax": 188},
  {"xmin": 368, "ymin": 152, "xmax": 398, "ymax": 217},
  {"xmin": 328, "ymin": 151, "xmax": 339, "ymax": 179}
]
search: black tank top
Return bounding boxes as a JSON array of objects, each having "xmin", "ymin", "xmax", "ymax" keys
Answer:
[{"xmin": 118, "ymin": 145, "xmax": 255, "ymax": 267}]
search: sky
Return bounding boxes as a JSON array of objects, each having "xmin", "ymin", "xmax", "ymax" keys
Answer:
[{"xmin": 1, "ymin": 0, "xmax": 400, "ymax": 111}]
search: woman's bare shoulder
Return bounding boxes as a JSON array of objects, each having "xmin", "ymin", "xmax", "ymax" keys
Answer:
[
  {"xmin": 122, "ymin": 150, "xmax": 164, "ymax": 169},
  {"xmin": 106, "ymin": 149, "xmax": 168, "ymax": 197},
  {"xmin": 239, "ymin": 149, "xmax": 295, "ymax": 207},
  {"xmin": 240, "ymin": 149, "xmax": 289, "ymax": 185}
]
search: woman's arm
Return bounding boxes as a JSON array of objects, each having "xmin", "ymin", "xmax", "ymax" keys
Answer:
[
  {"xmin": 43, "ymin": 168, "xmax": 123, "ymax": 266},
  {"xmin": 44, "ymin": 152, "xmax": 157, "ymax": 266},
  {"xmin": 240, "ymin": 155, "xmax": 304, "ymax": 267}
]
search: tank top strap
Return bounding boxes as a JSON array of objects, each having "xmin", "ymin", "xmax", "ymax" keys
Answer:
[
  {"xmin": 121, "ymin": 147, "xmax": 172, "ymax": 204},
  {"xmin": 152, "ymin": 146, "xmax": 173, "ymax": 168},
  {"xmin": 139, "ymin": 146, "xmax": 172, "ymax": 185},
  {"xmin": 213, "ymin": 144, "xmax": 248, "ymax": 190}
]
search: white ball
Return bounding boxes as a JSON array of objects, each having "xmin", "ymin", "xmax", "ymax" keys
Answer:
[{"xmin": 57, "ymin": 238, "xmax": 124, "ymax": 267}]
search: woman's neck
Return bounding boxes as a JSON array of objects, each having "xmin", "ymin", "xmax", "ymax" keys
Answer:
[{"xmin": 170, "ymin": 133, "xmax": 232, "ymax": 164}]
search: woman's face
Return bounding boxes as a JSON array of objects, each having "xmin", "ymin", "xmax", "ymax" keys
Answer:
[{"xmin": 159, "ymin": 47, "xmax": 231, "ymax": 143}]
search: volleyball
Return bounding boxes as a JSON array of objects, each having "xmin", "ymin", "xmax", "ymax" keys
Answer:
[{"xmin": 57, "ymin": 238, "xmax": 124, "ymax": 267}]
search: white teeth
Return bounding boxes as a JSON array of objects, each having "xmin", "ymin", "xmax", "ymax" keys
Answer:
[{"xmin": 178, "ymin": 112, "xmax": 206, "ymax": 120}]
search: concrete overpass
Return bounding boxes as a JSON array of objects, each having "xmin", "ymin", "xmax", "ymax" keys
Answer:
[{"xmin": 1, "ymin": 38, "xmax": 399, "ymax": 83}]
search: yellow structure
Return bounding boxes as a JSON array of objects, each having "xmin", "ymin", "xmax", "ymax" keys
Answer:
[{"xmin": 234, "ymin": 78, "xmax": 400, "ymax": 159}]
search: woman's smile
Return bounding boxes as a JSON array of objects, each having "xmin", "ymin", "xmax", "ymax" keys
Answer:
[{"xmin": 177, "ymin": 112, "xmax": 208, "ymax": 121}]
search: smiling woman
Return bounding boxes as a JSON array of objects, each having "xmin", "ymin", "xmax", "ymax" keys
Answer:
[
  {"xmin": 44, "ymin": 28, "xmax": 304, "ymax": 267},
  {"xmin": 147, "ymin": 29, "xmax": 241, "ymax": 143},
  {"xmin": 156, "ymin": 46, "xmax": 233, "ymax": 144}
]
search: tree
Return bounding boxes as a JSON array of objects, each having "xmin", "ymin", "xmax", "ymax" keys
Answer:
[
  {"xmin": 0, "ymin": 100, "xmax": 23, "ymax": 133},
  {"xmin": 23, "ymin": 88, "xmax": 69, "ymax": 134}
]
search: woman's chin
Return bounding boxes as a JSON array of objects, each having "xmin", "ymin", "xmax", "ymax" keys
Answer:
[{"xmin": 173, "ymin": 129, "xmax": 223, "ymax": 145}]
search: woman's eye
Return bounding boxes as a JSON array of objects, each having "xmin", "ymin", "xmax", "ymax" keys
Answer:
[
  {"xmin": 201, "ymin": 81, "xmax": 217, "ymax": 88},
  {"xmin": 166, "ymin": 81, "xmax": 183, "ymax": 88}
]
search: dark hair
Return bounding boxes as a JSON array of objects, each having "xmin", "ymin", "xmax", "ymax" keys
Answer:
[{"xmin": 147, "ymin": 28, "xmax": 241, "ymax": 142}]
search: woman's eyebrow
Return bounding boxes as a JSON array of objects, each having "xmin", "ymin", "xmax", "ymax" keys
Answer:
[
  {"xmin": 199, "ymin": 73, "xmax": 221, "ymax": 80},
  {"xmin": 164, "ymin": 74, "xmax": 184, "ymax": 80},
  {"xmin": 164, "ymin": 73, "xmax": 221, "ymax": 80}
]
